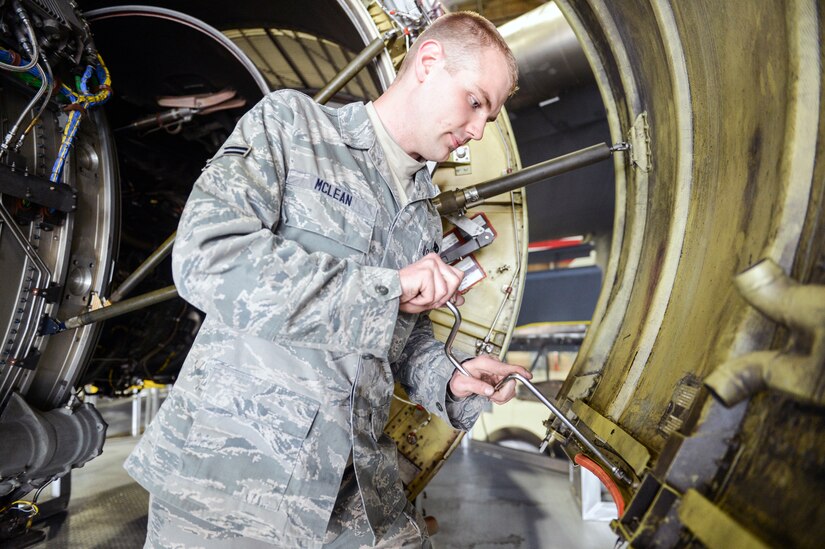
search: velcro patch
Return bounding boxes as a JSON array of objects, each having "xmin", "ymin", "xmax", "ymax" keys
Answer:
[{"xmin": 285, "ymin": 170, "xmax": 374, "ymax": 220}]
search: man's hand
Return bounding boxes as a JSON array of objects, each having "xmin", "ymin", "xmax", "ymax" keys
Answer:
[
  {"xmin": 448, "ymin": 355, "xmax": 531, "ymax": 404},
  {"xmin": 398, "ymin": 253, "xmax": 465, "ymax": 313}
]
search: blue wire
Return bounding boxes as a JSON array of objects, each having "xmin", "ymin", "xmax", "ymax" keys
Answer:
[{"xmin": 79, "ymin": 65, "xmax": 93, "ymax": 94}]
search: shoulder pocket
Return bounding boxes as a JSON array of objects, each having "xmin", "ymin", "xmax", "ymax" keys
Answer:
[{"xmin": 280, "ymin": 170, "xmax": 376, "ymax": 256}]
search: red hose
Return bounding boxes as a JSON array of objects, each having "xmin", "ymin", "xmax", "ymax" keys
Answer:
[{"xmin": 574, "ymin": 453, "xmax": 626, "ymax": 516}]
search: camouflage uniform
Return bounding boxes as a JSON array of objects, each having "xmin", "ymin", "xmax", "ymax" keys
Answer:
[{"xmin": 125, "ymin": 90, "xmax": 484, "ymax": 547}]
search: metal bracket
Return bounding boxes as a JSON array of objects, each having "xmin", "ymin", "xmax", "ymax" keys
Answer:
[
  {"xmin": 0, "ymin": 162, "xmax": 77, "ymax": 212},
  {"xmin": 444, "ymin": 212, "xmax": 484, "ymax": 236},
  {"xmin": 38, "ymin": 315, "xmax": 66, "ymax": 336},
  {"xmin": 32, "ymin": 283, "xmax": 63, "ymax": 304},
  {"xmin": 440, "ymin": 213, "xmax": 496, "ymax": 264},
  {"xmin": 7, "ymin": 349, "xmax": 41, "ymax": 370}
]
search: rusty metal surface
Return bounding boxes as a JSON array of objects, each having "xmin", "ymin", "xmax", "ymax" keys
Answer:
[{"xmin": 552, "ymin": 0, "xmax": 824, "ymax": 545}]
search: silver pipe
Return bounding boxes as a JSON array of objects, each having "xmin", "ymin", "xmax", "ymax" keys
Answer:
[
  {"xmin": 443, "ymin": 299, "xmax": 630, "ymax": 484},
  {"xmin": 63, "ymin": 285, "xmax": 179, "ymax": 330},
  {"xmin": 0, "ymin": 203, "xmax": 51, "ymax": 277},
  {"xmin": 0, "ymin": 1, "xmax": 39, "ymax": 73},
  {"xmin": 85, "ymin": 6, "xmax": 270, "ymax": 96},
  {"xmin": 313, "ymin": 32, "xmax": 393, "ymax": 105},
  {"xmin": 109, "ymin": 231, "xmax": 176, "ymax": 302},
  {"xmin": 495, "ymin": 373, "xmax": 630, "ymax": 483},
  {"xmin": 443, "ymin": 301, "xmax": 471, "ymax": 377},
  {"xmin": 433, "ymin": 142, "xmax": 616, "ymax": 215},
  {"xmin": 14, "ymin": 58, "xmax": 54, "ymax": 152},
  {"xmin": 1, "ymin": 63, "xmax": 49, "ymax": 153}
]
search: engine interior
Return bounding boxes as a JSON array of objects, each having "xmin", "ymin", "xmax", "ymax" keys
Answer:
[{"xmin": 0, "ymin": 0, "xmax": 823, "ymax": 547}]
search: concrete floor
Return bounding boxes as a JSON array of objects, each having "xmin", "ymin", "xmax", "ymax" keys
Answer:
[
  {"xmin": 25, "ymin": 397, "xmax": 618, "ymax": 548},
  {"xmin": 422, "ymin": 444, "xmax": 617, "ymax": 548}
]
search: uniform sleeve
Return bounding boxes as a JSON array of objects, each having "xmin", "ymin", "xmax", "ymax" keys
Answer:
[
  {"xmin": 392, "ymin": 314, "xmax": 486, "ymax": 430},
  {"xmin": 172, "ymin": 93, "xmax": 401, "ymax": 358}
]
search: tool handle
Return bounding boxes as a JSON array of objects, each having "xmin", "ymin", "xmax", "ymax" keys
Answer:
[{"xmin": 443, "ymin": 301, "xmax": 471, "ymax": 377}]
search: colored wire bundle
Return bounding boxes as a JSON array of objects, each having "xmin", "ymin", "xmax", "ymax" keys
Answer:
[{"xmin": 50, "ymin": 54, "xmax": 112, "ymax": 184}]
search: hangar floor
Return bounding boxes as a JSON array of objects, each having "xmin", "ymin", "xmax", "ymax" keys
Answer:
[{"xmin": 25, "ymin": 398, "xmax": 617, "ymax": 548}]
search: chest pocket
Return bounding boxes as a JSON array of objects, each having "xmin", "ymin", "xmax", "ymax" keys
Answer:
[{"xmin": 279, "ymin": 170, "xmax": 377, "ymax": 261}]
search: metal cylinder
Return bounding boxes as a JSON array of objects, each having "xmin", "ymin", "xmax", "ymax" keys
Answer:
[
  {"xmin": 63, "ymin": 285, "xmax": 179, "ymax": 330},
  {"xmin": 109, "ymin": 231, "xmax": 177, "ymax": 303},
  {"xmin": 313, "ymin": 35, "xmax": 388, "ymax": 105},
  {"xmin": 435, "ymin": 142, "xmax": 613, "ymax": 215}
]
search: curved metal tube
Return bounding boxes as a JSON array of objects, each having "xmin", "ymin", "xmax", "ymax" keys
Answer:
[
  {"xmin": 733, "ymin": 258, "xmax": 825, "ymax": 333},
  {"xmin": 443, "ymin": 300, "xmax": 630, "ymax": 484},
  {"xmin": 1, "ymin": 63, "xmax": 49, "ymax": 152},
  {"xmin": 443, "ymin": 301, "xmax": 471, "ymax": 377},
  {"xmin": 494, "ymin": 372, "xmax": 630, "ymax": 484},
  {"xmin": 0, "ymin": 1, "xmax": 40, "ymax": 73},
  {"xmin": 110, "ymin": 231, "xmax": 177, "ymax": 303},
  {"xmin": 85, "ymin": 6, "xmax": 270, "ymax": 96},
  {"xmin": 705, "ymin": 259, "xmax": 825, "ymax": 405}
]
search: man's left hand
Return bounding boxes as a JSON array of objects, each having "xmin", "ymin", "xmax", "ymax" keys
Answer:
[{"xmin": 448, "ymin": 356, "xmax": 531, "ymax": 404}]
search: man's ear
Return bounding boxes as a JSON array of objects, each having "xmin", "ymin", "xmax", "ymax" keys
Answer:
[{"xmin": 413, "ymin": 39, "xmax": 444, "ymax": 83}]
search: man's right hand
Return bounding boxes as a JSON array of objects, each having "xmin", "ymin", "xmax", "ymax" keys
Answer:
[{"xmin": 398, "ymin": 253, "xmax": 464, "ymax": 313}]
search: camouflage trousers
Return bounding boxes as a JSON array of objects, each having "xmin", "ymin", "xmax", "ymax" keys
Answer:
[{"xmin": 144, "ymin": 464, "xmax": 431, "ymax": 548}]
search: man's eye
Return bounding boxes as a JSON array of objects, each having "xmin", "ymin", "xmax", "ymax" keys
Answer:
[{"xmin": 470, "ymin": 97, "xmax": 480, "ymax": 109}]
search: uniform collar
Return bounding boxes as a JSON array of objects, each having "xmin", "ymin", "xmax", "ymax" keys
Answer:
[
  {"xmin": 335, "ymin": 101, "xmax": 440, "ymax": 201},
  {"xmin": 412, "ymin": 168, "xmax": 439, "ymax": 201},
  {"xmin": 335, "ymin": 101, "xmax": 375, "ymax": 150}
]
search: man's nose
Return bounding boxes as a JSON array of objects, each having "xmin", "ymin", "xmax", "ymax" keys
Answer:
[{"xmin": 467, "ymin": 117, "xmax": 486, "ymax": 141}]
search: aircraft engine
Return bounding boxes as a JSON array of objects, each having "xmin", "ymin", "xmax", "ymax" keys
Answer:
[{"xmin": 0, "ymin": 0, "xmax": 114, "ymax": 509}]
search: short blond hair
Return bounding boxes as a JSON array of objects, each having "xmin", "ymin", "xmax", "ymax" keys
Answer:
[{"xmin": 397, "ymin": 11, "xmax": 519, "ymax": 96}]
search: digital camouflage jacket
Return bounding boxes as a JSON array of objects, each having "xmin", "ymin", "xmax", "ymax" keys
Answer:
[{"xmin": 124, "ymin": 90, "xmax": 484, "ymax": 547}]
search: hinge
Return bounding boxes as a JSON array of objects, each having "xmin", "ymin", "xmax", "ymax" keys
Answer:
[{"xmin": 628, "ymin": 112, "xmax": 652, "ymax": 173}]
